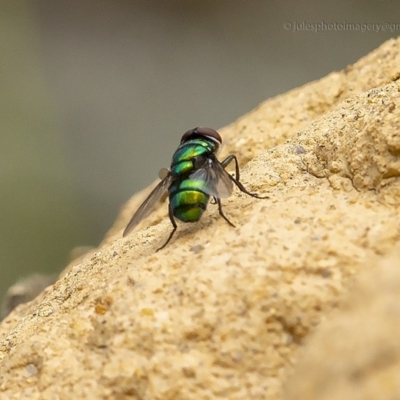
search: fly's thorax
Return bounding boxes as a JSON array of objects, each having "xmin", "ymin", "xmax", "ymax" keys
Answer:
[
  {"xmin": 170, "ymin": 138, "xmax": 219, "ymax": 176},
  {"xmin": 169, "ymin": 178, "xmax": 210, "ymax": 223}
]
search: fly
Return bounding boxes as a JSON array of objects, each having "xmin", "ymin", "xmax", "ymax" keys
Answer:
[{"xmin": 123, "ymin": 127, "xmax": 268, "ymax": 250}]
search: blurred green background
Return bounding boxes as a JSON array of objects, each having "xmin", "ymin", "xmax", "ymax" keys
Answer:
[{"xmin": 1, "ymin": 0, "xmax": 399, "ymax": 301}]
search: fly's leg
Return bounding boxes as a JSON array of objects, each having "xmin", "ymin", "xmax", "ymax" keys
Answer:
[
  {"xmin": 156, "ymin": 203, "xmax": 178, "ymax": 251},
  {"xmin": 229, "ymin": 174, "xmax": 269, "ymax": 199},
  {"xmin": 221, "ymin": 155, "xmax": 240, "ymax": 180},
  {"xmin": 221, "ymin": 154, "xmax": 269, "ymax": 199},
  {"xmin": 216, "ymin": 198, "xmax": 235, "ymax": 227}
]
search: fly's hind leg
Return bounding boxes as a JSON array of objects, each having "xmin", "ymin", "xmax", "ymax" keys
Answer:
[
  {"xmin": 156, "ymin": 203, "xmax": 178, "ymax": 251},
  {"xmin": 220, "ymin": 154, "xmax": 268, "ymax": 199},
  {"xmin": 216, "ymin": 198, "xmax": 235, "ymax": 227}
]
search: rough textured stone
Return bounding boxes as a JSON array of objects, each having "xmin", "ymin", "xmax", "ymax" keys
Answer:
[
  {"xmin": 283, "ymin": 246, "xmax": 400, "ymax": 400},
  {"xmin": 0, "ymin": 37, "xmax": 400, "ymax": 400}
]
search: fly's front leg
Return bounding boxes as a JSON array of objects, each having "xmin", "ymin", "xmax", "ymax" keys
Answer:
[
  {"xmin": 228, "ymin": 174, "xmax": 268, "ymax": 199},
  {"xmin": 221, "ymin": 154, "xmax": 268, "ymax": 199},
  {"xmin": 157, "ymin": 203, "xmax": 178, "ymax": 251},
  {"xmin": 221, "ymin": 155, "xmax": 240, "ymax": 180}
]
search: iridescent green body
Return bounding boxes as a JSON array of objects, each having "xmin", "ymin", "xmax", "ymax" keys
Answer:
[
  {"xmin": 122, "ymin": 127, "xmax": 267, "ymax": 251},
  {"xmin": 169, "ymin": 137, "xmax": 218, "ymax": 222}
]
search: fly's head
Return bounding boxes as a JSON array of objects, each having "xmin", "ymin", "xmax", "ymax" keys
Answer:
[{"xmin": 180, "ymin": 127, "xmax": 222, "ymax": 154}]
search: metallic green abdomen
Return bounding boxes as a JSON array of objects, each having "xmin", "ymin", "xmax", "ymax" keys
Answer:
[
  {"xmin": 170, "ymin": 179, "xmax": 209, "ymax": 222},
  {"xmin": 171, "ymin": 138, "xmax": 217, "ymax": 176}
]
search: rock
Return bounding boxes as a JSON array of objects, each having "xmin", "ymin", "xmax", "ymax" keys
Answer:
[
  {"xmin": 1, "ymin": 246, "xmax": 93, "ymax": 319},
  {"xmin": 283, "ymin": 246, "xmax": 400, "ymax": 400},
  {"xmin": 1, "ymin": 274, "xmax": 57, "ymax": 319},
  {"xmin": 1, "ymin": 37, "xmax": 400, "ymax": 400}
]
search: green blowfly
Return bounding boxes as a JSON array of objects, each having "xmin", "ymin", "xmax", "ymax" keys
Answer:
[{"xmin": 123, "ymin": 127, "xmax": 268, "ymax": 250}]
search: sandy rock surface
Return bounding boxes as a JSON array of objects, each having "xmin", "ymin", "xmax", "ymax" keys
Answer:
[
  {"xmin": 0, "ymin": 37, "xmax": 400, "ymax": 399},
  {"xmin": 283, "ymin": 246, "xmax": 400, "ymax": 400}
]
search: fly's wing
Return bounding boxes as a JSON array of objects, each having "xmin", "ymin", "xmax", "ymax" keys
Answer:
[
  {"xmin": 158, "ymin": 167, "xmax": 170, "ymax": 180},
  {"xmin": 123, "ymin": 172, "xmax": 173, "ymax": 237},
  {"xmin": 189, "ymin": 158, "xmax": 233, "ymax": 199}
]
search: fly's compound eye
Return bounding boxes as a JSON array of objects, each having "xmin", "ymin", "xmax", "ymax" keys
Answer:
[
  {"xmin": 180, "ymin": 127, "xmax": 222, "ymax": 145},
  {"xmin": 181, "ymin": 128, "xmax": 197, "ymax": 143}
]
